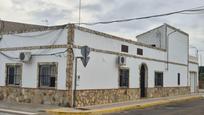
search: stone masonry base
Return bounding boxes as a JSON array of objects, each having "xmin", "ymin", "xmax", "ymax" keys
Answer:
[
  {"xmin": 76, "ymin": 87, "xmax": 190, "ymax": 107},
  {"xmin": 0, "ymin": 86, "xmax": 190, "ymax": 107},
  {"xmin": 76, "ymin": 88, "xmax": 140, "ymax": 107},
  {"xmin": 0, "ymin": 86, "xmax": 69, "ymax": 106},
  {"xmin": 147, "ymin": 87, "xmax": 190, "ymax": 98}
]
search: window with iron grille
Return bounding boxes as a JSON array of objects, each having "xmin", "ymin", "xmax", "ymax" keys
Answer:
[
  {"xmin": 6, "ymin": 64, "xmax": 22, "ymax": 86},
  {"xmin": 155, "ymin": 72, "xmax": 163, "ymax": 87},
  {"xmin": 178, "ymin": 73, "xmax": 180, "ymax": 85},
  {"xmin": 119, "ymin": 69, "xmax": 129, "ymax": 88},
  {"xmin": 137, "ymin": 48, "xmax": 143, "ymax": 55},
  {"xmin": 121, "ymin": 45, "xmax": 129, "ymax": 53},
  {"xmin": 38, "ymin": 63, "xmax": 57, "ymax": 88}
]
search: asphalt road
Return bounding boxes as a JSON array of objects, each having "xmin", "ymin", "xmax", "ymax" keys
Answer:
[
  {"xmin": 108, "ymin": 98, "xmax": 204, "ymax": 115},
  {"xmin": 0, "ymin": 98, "xmax": 203, "ymax": 115}
]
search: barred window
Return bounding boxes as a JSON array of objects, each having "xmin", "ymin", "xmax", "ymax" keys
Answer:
[
  {"xmin": 119, "ymin": 69, "xmax": 129, "ymax": 88},
  {"xmin": 6, "ymin": 64, "xmax": 22, "ymax": 86},
  {"xmin": 178, "ymin": 73, "xmax": 180, "ymax": 85},
  {"xmin": 39, "ymin": 63, "xmax": 57, "ymax": 88},
  {"xmin": 155, "ymin": 72, "xmax": 163, "ymax": 87}
]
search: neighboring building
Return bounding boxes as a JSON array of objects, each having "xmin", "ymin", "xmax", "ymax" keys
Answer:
[
  {"xmin": 199, "ymin": 66, "xmax": 204, "ymax": 89},
  {"xmin": 0, "ymin": 21, "xmax": 199, "ymax": 107}
]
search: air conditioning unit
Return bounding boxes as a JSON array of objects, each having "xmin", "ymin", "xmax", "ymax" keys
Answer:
[
  {"xmin": 19, "ymin": 52, "xmax": 32, "ymax": 62},
  {"xmin": 118, "ymin": 56, "xmax": 126, "ymax": 65}
]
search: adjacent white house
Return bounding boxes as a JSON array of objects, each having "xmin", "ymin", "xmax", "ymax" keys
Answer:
[{"xmin": 0, "ymin": 21, "xmax": 198, "ymax": 107}]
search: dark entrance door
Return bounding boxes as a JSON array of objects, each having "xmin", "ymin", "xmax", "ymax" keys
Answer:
[{"xmin": 140, "ymin": 64, "xmax": 146, "ymax": 98}]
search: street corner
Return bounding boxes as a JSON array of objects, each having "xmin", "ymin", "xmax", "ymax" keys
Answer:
[{"xmin": 45, "ymin": 95, "xmax": 203, "ymax": 115}]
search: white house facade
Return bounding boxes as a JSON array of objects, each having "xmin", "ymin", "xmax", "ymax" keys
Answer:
[{"xmin": 0, "ymin": 21, "xmax": 198, "ymax": 107}]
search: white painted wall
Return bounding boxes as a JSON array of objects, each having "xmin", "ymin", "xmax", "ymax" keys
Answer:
[
  {"xmin": 0, "ymin": 25, "xmax": 198, "ymax": 91},
  {"xmin": 0, "ymin": 29, "xmax": 67, "ymax": 48},
  {"xmin": 165, "ymin": 64, "xmax": 188, "ymax": 87},
  {"xmin": 0, "ymin": 29, "xmax": 68, "ymax": 90},
  {"xmin": 74, "ymin": 48, "xmax": 168, "ymax": 89},
  {"xmin": 137, "ymin": 25, "xmax": 166, "ymax": 49},
  {"xmin": 74, "ymin": 28, "xmax": 189, "ymax": 90},
  {"xmin": 167, "ymin": 26, "xmax": 188, "ymax": 65}
]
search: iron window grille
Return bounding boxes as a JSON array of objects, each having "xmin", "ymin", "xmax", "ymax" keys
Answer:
[
  {"xmin": 119, "ymin": 69, "xmax": 129, "ymax": 88},
  {"xmin": 38, "ymin": 63, "xmax": 57, "ymax": 88},
  {"xmin": 155, "ymin": 72, "xmax": 163, "ymax": 87},
  {"xmin": 6, "ymin": 64, "xmax": 22, "ymax": 86}
]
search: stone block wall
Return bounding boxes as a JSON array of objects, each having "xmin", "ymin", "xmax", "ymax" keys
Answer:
[
  {"xmin": 76, "ymin": 88, "xmax": 140, "ymax": 107},
  {"xmin": 0, "ymin": 86, "xmax": 69, "ymax": 106},
  {"xmin": 0, "ymin": 86, "xmax": 190, "ymax": 107},
  {"xmin": 147, "ymin": 87, "xmax": 190, "ymax": 98},
  {"xmin": 76, "ymin": 87, "xmax": 190, "ymax": 107}
]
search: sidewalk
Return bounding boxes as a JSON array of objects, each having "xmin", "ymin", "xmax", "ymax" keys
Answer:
[
  {"xmin": 47, "ymin": 94, "xmax": 203, "ymax": 115},
  {"xmin": 0, "ymin": 101, "xmax": 60, "ymax": 115}
]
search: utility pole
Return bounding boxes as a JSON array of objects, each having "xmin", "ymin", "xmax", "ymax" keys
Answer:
[
  {"xmin": 0, "ymin": 19, "xmax": 3, "ymax": 41},
  {"xmin": 78, "ymin": 0, "xmax": 82, "ymax": 25},
  {"xmin": 73, "ymin": 56, "xmax": 83, "ymax": 108},
  {"xmin": 72, "ymin": 46, "xmax": 90, "ymax": 108}
]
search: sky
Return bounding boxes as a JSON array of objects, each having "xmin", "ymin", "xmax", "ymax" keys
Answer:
[{"xmin": 0, "ymin": 0, "xmax": 204, "ymax": 60}]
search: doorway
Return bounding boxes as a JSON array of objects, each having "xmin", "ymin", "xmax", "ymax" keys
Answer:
[
  {"xmin": 140, "ymin": 64, "xmax": 148, "ymax": 98},
  {"xmin": 190, "ymin": 72, "xmax": 197, "ymax": 93}
]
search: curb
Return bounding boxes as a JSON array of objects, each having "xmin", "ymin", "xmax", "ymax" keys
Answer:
[
  {"xmin": 46, "ymin": 95, "xmax": 202, "ymax": 115},
  {"xmin": 0, "ymin": 108, "xmax": 38, "ymax": 115}
]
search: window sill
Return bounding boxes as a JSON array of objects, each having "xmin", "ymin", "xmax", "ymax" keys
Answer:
[
  {"xmin": 38, "ymin": 86, "xmax": 57, "ymax": 90},
  {"xmin": 119, "ymin": 86, "xmax": 129, "ymax": 89},
  {"xmin": 154, "ymin": 86, "xmax": 163, "ymax": 88},
  {"xmin": 6, "ymin": 85, "xmax": 21, "ymax": 87}
]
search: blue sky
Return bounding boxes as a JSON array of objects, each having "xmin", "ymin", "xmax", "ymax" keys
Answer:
[{"xmin": 1, "ymin": 0, "xmax": 204, "ymax": 58}]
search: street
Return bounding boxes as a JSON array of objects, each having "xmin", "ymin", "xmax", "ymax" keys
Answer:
[
  {"xmin": 108, "ymin": 98, "xmax": 204, "ymax": 115},
  {"xmin": 0, "ymin": 98, "xmax": 203, "ymax": 115}
]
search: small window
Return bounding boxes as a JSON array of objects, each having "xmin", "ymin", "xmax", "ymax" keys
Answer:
[
  {"xmin": 6, "ymin": 64, "xmax": 22, "ymax": 86},
  {"xmin": 155, "ymin": 72, "xmax": 163, "ymax": 87},
  {"xmin": 178, "ymin": 73, "xmax": 180, "ymax": 85},
  {"xmin": 121, "ymin": 45, "xmax": 128, "ymax": 53},
  {"xmin": 119, "ymin": 69, "xmax": 129, "ymax": 88},
  {"xmin": 151, "ymin": 44, "xmax": 156, "ymax": 47},
  {"xmin": 38, "ymin": 63, "xmax": 57, "ymax": 88},
  {"xmin": 137, "ymin": 48, "xmax": 143, "ymax": 55}
]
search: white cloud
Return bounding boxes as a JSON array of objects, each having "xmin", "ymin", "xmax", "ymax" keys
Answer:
[{"xmin": 1, "ymin": 0, "xmax": 204, "ymax": 58}]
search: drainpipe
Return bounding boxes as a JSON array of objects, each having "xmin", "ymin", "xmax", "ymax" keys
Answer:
[
  {"xmin": 200, "ymin": 54, "xmax": 202, "ymax": 66},
  {"xmin": 166, "ymin": 30, "xmax": 177, "ymax": 70},
  {"xmin": 190, "ymin": 45, "xmax": 199, "ymax": 58},
  {"xmin": 0, "ymin": 19, "xmax": 3, "ymax": 41},
  {"xmin": 73, "ymin": 56, "xmax": 83, "ymax": 108}
]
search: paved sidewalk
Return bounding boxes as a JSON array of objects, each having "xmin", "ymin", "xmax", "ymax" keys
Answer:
[
  {"xmin": 47, "ymin": 94, "xmax": 203, "ymax": 115},
  {"xmin": 0, "ymin": 101, "xmax": 60, "ymax": 115}
]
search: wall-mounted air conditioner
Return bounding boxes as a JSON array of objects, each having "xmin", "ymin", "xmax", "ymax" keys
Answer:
[
  {"xmin": 118, "ymin": 56, "xmax": 126, "ymax": 65},
  {"xmin": 19, "ymin": 52, "xmax": 32, "ymax": 62}
]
